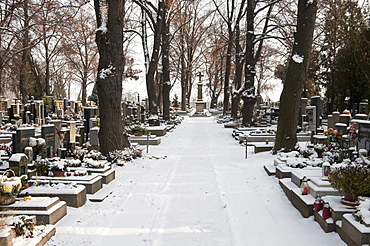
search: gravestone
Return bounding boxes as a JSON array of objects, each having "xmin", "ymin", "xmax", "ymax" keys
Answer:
[
  {"xmin": 63, "ymin": 98, "xmax": 68, "ymax": 111},
  {"xmin": 62, "ymin": 129, "xmax": 70, "ymax": 148},
  {"xmin": 359, "ymin": 101, "xmax": 369, "ymax": 115},
  {"xmin": 327, "ymin": 115, "xmax": 333, "ymax": 129},
  {"xmin": 84, "ymin": 107, "xmax": 98, "ymax": 142},
  {"xmin": 8, "ymin": 104, "xmax": 16, "ymax": 121},
  {"xmin": 339, "ymin": 114, "xmax": 351, "ymax": 125},
  {"xmin": 306, "ymin": 106, "xmax": 317, "ymax": 133},
  {"xmin": 310, "ymin": 96, "xmax": 322, "ymax": 129},
  {"xmin": 50, "ymin": 120, "xmax": 62, "ymax": 151},
  {"xmin": 12, "ymin": 127, "xmax": 35, "ymax": 153},
  {"xmin": 357, "ymin": 121, "xmax": 370, "ymax": 152},
  {"xmin": 90, "ymin": 127, "xmax": 99, "ymax": 148},
  {"xmin": 0, "ymin": 100, "xmax": 7, "ymax": 113},
  {"xmin": 77, "ymin": 126, "xmax": 85, "ymax": 146},
  {"xmin": 41, "ymin": 124, "xmax": 55, "ymax": 157},
  {"xmin": 68, "ymin": 121, "xmax": 76, "ymax": 143},
  {"xmin": 332, "ymin": 111, "xmax": 340, "ymax": 126},
  {"xmin": 9, "ymin": 153, "xmax": 28, "ymax": 176},
  {"xmin": 34, "ymin": 100, "xmax": 45, "ymax": 126}
]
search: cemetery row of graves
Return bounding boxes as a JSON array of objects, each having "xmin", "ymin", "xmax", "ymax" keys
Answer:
[
  {"xmin": 0, "ymin": 96, "xmax": 183, "ymax": 245},
  {"xmin": 226, "ymin": 96, "xmax": 370, "ymax": 246}
]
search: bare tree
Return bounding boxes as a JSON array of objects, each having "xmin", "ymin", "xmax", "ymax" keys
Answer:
[{"xmin": 63, "ymin": 4, "xmax": 98, "ymax": 106}]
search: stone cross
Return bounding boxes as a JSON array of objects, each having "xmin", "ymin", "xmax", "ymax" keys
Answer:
[{"xmin": 197, "ymin": 72, "xmax": 204, "ymax": 101}]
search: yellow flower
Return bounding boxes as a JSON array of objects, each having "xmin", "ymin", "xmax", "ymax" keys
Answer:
[{"xmin": 2, "ymin": 185, "xmax": 13, "ymax": 193}]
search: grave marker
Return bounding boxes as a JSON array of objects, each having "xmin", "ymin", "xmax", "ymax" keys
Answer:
[
  {"xmin": 9, "ymin": 153, "xmax": 28, "ymax": 176},
  {"xmin": 41, "ymin": 124, "xmax": 55, "ymax": 157},
  {"xmin": 357, "ymin": 121, "xmax": 370, "ymax": 152},
  {"xmin": 12, "ymin": 127, "xmax": 35, "ymax": 153}
]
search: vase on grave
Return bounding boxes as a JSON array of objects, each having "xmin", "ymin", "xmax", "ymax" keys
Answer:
[{"xmin": 52, "ymin": 171, "xmax": 65, "ymax": 177}]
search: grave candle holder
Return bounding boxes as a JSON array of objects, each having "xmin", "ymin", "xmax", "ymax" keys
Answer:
[
  {"xmin": 322, "ymin": 162, "xmax": 330, "ymax": 180},
  {"xmin": 300, "ymin": 176, "xmax": 310, "ymax": 195}
]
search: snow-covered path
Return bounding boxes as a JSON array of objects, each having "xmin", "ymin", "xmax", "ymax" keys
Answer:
[{"xmin": 46, "ymin": 117, "xmax": 345, "ymax": 246}]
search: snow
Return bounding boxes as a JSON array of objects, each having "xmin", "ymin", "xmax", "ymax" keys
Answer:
[
  {"xmin": 46, "ymin": 117, "xmax": 345, "ymax": 246},
  {"xmin": 292, "ymin": 53, "xmax": 304, "ymax": 64},
  {"xmin": 97, "ymin": 19, "xmax": 108, "ymax": 34},
  {"xmin": 98, "ymin": 64, "xmax": 114, "ymax": 80}
]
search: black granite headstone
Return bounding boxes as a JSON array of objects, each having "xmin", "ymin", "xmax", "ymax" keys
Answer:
[
  {"xmin": 12, "ymin": 127, "xmax": 35, "ymax": 153},
  {"xmin": 41, "ymin": 124, "xmax": 55, "ymax": 156}
]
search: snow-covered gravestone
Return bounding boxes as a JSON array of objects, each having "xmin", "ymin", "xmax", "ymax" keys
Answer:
[{"xmin": 9, "ymin": 153, "xmax": 28, "ymax": 176}]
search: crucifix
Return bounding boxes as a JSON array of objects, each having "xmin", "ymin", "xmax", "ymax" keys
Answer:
[{"xmin": 197, "ymin": 71, "xmax": 204, "ymax": 83}]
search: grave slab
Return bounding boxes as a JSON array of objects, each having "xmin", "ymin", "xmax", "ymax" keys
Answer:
[
  {"xmin": 0, "ymin": 197, "xmax": 66, "ymax": 225},
  {"xmin": 275, "ymin": 164, "xmax": 295, "ymax": 179},
  {"xmin": 0, "ymin": 220, "xmax": 55, "ymax": 246},
  {"xmin": 129, "ymin": 135, "xmax": 161, "ymax": 145},
  {"xmin": 68, "ymin": 165, "xmax": 115, "ymax": 184},
  {"xmin": 340, "ymin": 214, "xmax": 370, "ymax": 245},
  {"xmin": 29, "ymin": 174, "xmax": 102, "ymax": 194},
  {"xmin": 290, "ymin": 186, "xmax": 315, "ymax": 218},
  {"xmin": 263, "ymin": 164, "xmax": 276, "ymax": 176},
  {"xmin": 20, "ymin": 184, "xmax": 86, "ymax": 208},
  {"xmin": 279, "ymin": 178, "xmax": 296, "ymax": 201},
  {"xmin": 144, "ymin": 126, "xmax": 167, "ymax": 136}
]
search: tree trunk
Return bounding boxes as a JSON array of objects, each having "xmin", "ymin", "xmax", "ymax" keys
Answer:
[
  {"xmin": 82, "ymin": 68, "xmax": 88, "ymax": 106},
  {"xmin": 223, "ymin": 26, "xmax": 233, "ymax": 115},
  {"xmin": 162, "ymin": 2, "xmax": 170, "ymax": 121},
  {"xmin": 20, "ymin": 0, "xmax": 30, "ymax": 104},
  {"xmin": 145, "ymin": 0, "xmax": 164, "ymax": 115},
  {"xmin": 242, "ymin": 0, "xmax": 256, "ymax": 126},
  {"xmin": 274, "ymin": 0, "xmax": 318, "ymax": 152},
  {"xmin": 94, "ymin": 0, "xmax": 130, "ymax": 155}
]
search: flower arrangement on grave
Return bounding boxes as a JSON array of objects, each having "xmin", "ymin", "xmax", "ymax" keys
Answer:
[
  {"xmin": 108, "ymin": 146, "xmax": 144, "ymax": 164},
  {"xmin": 84, "ymin": 150, "xmax": 104, "ymax": 161},
  {"xmin": 300, "ymin": 148, "xmax": 314, "ymax": 158},
  {"xmin": 65, "ymin": 159, "xmax": 82, "ymax": 167},
  {"xmin": 49, "ymin": 161, "xmax": 66, "ymax": 177},
  {"xmin": 84, "ymin": 159, "xmax": 105, "ymax": 169},
  {"xmin": 34, "ymin": 159, "xmax": 50, "ymax": 176},
  {"xmin": 0, "ymin": 170, "xmax": 27, "ymax": 205},
  {"xmin": 314, "ymin": 143, "xmax": 326, "ymax": 157},
  {"xmin": 29, "ymin": 137, "xmax": 47, "ymax": 159},
  {"xmin": 130, "ymin": 124, "xmax": 147, "ymax": 136},
  {"xmin": 323, "ymin": 128, "xmax": 339, "ymax": 144},
  {"xmin": 329, "ymin": 162, "xmax": 370, "ymax": 205}
]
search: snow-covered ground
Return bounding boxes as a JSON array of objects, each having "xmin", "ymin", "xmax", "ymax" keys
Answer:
[{"xmin": 46, "ymin": 116, "xmax": 345, "ymax": 246}]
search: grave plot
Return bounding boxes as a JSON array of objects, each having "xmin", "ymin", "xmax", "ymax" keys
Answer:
[
  {"xmin": 0, "ymin": 215, "xmax": 56, "ymax": 246},
  {"xmin": 0, "ymin": 197, "xmax": 66, "ymax": 225}
]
